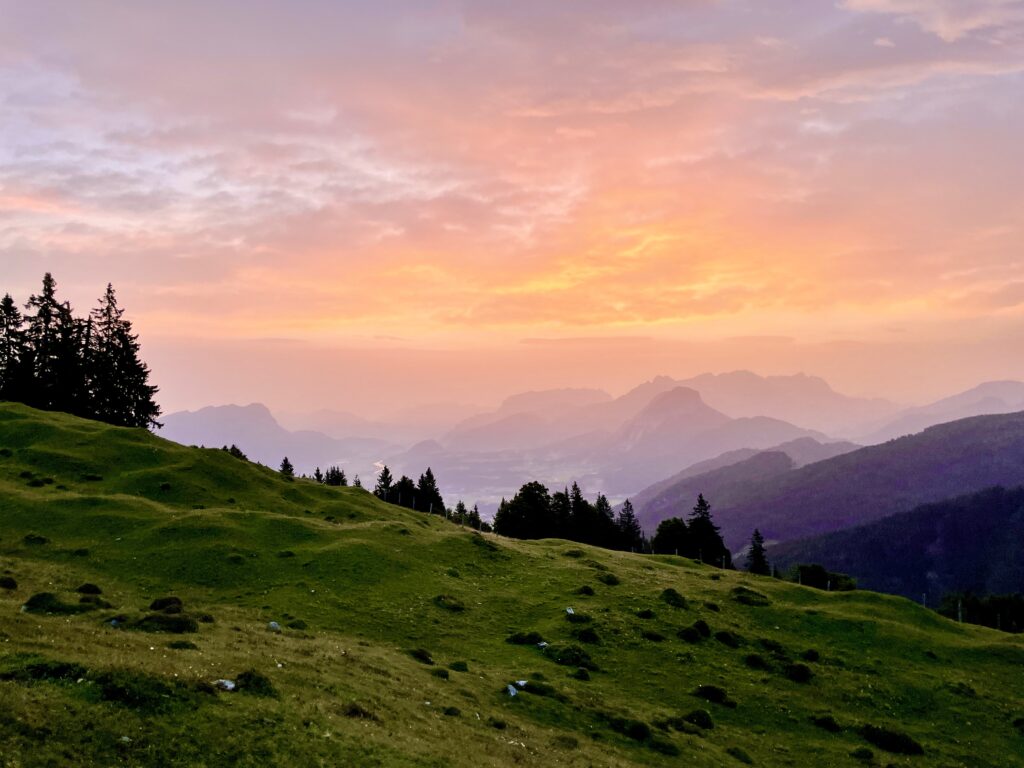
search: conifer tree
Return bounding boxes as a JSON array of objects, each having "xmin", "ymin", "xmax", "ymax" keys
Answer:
[
  {"xmin": 494, "ymin": 482, "xmax": 551, "ymax": 539},
  {"xmin": 313, "ymin": 467, "xmax": 324, "ymax": 484},
  {"xmin": 279, "ymin": 457, "xmax": 295, "ymax": 478},
  {"xmin": 550, "ymin": 488, "xmax": 571, "ymax": 538},
  {"xmin": 567, "ymin": 481, "xmax": 594, "ymax": 540},
  {"xmin": 454, "ymin": 500, "xmax": 468, "ymax": 525},
  {"xmin": 392, "ymin": 475, "xmax": 417, "ymax": 508},
  {"xmin": 323, "ymin": 466, "xmax": 347, "ymax": 486},
  {"xmin": 651, "ymin": 517, "xmax": 689, "ymax": 555},
  {"xmin": 616, "ymin": 499, "xmax": 644, "ymax": 551},
  {"xmin": 592, "ymin": 493, "xmax": 619, "ymax": 548},
  {"xmin": 416, "ymin": 467, "xmax": 444, "ymax": 514},
  {"xmin": 24, "ymin": 273, "xmax": 84, "ymax": 414},
  {"xmin": 353, "ymin": 475, "xmax": 362, "ymax": 489},
  {"xmin": 0, "ymin": 294, "xmax": 29, "ymax": 402},
  {"xmin": 86, "ymin": 283, "xmax": 161, "ymax": 428},
  {"xmin": 467, "ymin": 504, "xmax": 482, "ymax": 530},
  {"xmin": 687, "ymin": 493, "xmax": 732, "ymax": 567},
  {"xmin": 745, "ymin": 529, "xmax": 770, "ymax": 575},
  {"xmin": 374, "ymin": 465, "xmax": 394, "ymax": 501},
  {"xmin": 221, "ymin": 444, "xmax": 248, "ymax": 461}
]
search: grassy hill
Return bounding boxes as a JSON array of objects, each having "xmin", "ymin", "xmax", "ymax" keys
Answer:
[{"xmin": 1, "ymin": 403, "xmax": 1023, "ymax": 767}]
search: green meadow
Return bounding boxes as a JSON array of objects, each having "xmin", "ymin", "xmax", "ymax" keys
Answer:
[{"xmin": 1, "ymin": 402, "xmax": 1022, "ymax": 767}]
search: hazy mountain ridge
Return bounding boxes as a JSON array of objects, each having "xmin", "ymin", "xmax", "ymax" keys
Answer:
[
  {"xmin": 771, "ymin": 485, "xmax": 1024, "ymax": 603},
  {"xmin": 860, "ymin": 381, "xmax": 1024, "ymax": 444},
  {"xmin": 162, "ymin": 376, "xmax": 1024, "ymax": 519},
  {"xmin": 676, "ymin": 371, "xmax": 896, "ymax": 435},
  {"xmin": 634, "ymin": 410, "xmax": 1024, "ymax": 549},
  {"xmin": 159, "ymin": 403, "xmax": 395, "ymax": 479},
  {"xmin": 628, "ymin": 437, "xmax": 860, "ymax": 524}
]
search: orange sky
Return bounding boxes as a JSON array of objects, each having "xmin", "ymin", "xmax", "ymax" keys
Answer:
[{"xmin": 2, "ymin": 1, "xmax": 1023, "ymax": 414}]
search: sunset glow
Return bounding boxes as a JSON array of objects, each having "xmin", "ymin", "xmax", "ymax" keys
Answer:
[{"xmin": 3, "ymin": 1, "xmax": 1024, "ymax": 412}]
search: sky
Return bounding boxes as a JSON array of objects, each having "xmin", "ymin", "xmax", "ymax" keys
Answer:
[{"xmin": 2, "ymin": 0, "xmax": 1024, "ymax": 416}]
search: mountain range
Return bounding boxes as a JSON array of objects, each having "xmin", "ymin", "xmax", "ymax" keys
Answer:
[
  {"xmin": 858, "ymin": 380, "xmax": 1024, "ymax": 443},
  {"xmin": 771, "ymin": 485, "xmax": 1024, "ymax": 604},
  {"xmin": 158, "ymin": 403, "xmax": 395, "ymax": 481},
  {"xmin": 159, "ymin": 374, "xmax": 1024, "ymax": 522},
  {"xmin": 632, "ymin": 411, "xmax": 1024, "ymax": 549}
]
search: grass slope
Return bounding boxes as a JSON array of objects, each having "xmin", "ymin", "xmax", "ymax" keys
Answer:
[{"xmin": 1, "ymin": 402, "xmax": 1023, "ymax": 767}]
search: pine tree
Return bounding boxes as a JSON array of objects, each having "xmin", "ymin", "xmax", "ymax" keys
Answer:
[
  {"xmin": 745, "ymin": 529, "xmax": 770, "ymax": 575},
  {"xmin": 416, "ymin": 467, "xmax": 444, "ymax": 514},
  {"xmin": 0, "ymin": 294, "xmax": 29, "ymax": 402},
  {"xmin": 86, "ymin": 283, "xmax": 161, "ymax": 428},
  {"xmin": 374, "ymin": 465, "xmax": 394, "ymax": 501},
  {"xmin": 454, "ymin": 500, "xmax": 468, "ymax": 525},
  {"xmin": 550, "ymin": 488, "xmax": 571, "ymax": 538},
  {"xmin": 467, "ymin": 504, "xmax": 482, "ymax": 530},
  {"xmin": 593, "ymin": 493, "xmax": 619, "ymax": 548},
  {"xmin": 493, "ymin": 482, "xmax": 551, "ymax": 539},
  {"xmin": 392, "ymin": 476, "xmax": 417, "ymax": 508},
  {"xmin": 323, "ymin": 466, "xmax": 347, "ymax": 486},
  {"xmin": 651, "ymin": 517, "xmax": 689, "ymax": 555},
  {"xmin": 353, "ymin": 475, "xmax": 362, "ymax": 489},
  {"xmin": 313, "ymin": 467, "xmax": 324, "ymax": 484},
  {"xmin": 221, "ymin": 444, "xmax": 248, "ymax": 461},
  {"xmin": 687, "ymin": 494, "xmax": 732, "ymax": 567},
  {"xmin": 616, "ymin": 499, "xmax": 644, "ymax": 551},
  {"xmin": 279, "ymin": 457, "xmax": 294, "ymax": 479},
  {"xmin": 567, "ymin": 482, "xmax": 594, "ymax": 541},
  {"xmin": 24, "ymin": 273, "xmax": 84, "ymax": 414}
]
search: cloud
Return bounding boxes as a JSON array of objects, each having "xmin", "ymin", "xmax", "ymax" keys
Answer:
[
  {"xmin": 843, "ymin": 0, "xmax": 1024, "ymax": 42},
  {"xmin": 0, "ymin": 0, "xmax": 1022, "ymax": 374}
]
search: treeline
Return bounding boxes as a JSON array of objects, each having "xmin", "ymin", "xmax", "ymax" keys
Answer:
[
  {"xmin": 373, "ymin": 464, "xmax": 487, "ymax": 530},
  {"xmin": 0, "ymin": 273, "xmax": 160, "ymax": 429},
  {"xmin": 650, "ymin": 494, "xmax": 733, "ymax": 567},
  {"xmin": 939, "ymin": 592, "xmax": 1024, "ymax": 634},
  {"xmin": 492, "ymin": 481, "xmax": 644, "ymax": 551}
]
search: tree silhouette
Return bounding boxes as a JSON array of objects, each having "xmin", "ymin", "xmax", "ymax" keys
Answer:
[
  {"xmin": 24, "ymin": 273, "xmax": 84, "ymax": 415},
  {"xmin": 746, "ymin": 529, "xmax": 770, "ymax": 575},
  {"xmin": 494, "ymin": 481, "xmax": 552, "ymax": 539},
  {"xmin": 279, "ymin": 457, "xmax": 295, "ymax": 479},
  {"xmin": 0, "ymin": 294, "xmax": 29, "ymax": 402},
  {"xmin": 374, "ymin": 465, "xmax": 394, "ymax": 501},
  {"xmin": 2, "ymin": 275, "xmax": 160, "ymax": 428},
  {"xmin": 416, "ymin": 467, "xmax": 445, "ymax": 514},
  {"xmin": 222, "ymin": 444, "xmax": 248, "ymax": 461},
  {"xmin": 687, "ymin": 493, "xmax": 732, "ymax": 567},
  {"xmin": 87, "ymin": 283, "xmax": 161, "ymax": 428},
  {"xmin": 616, "ymin": 499, "xmax": 644, "ymax": 551},
  {"xmin": 392, "ymin": 475, "xmax": 417, "ymax": 508},
  {"xmin": 324, "ymin": 466, "xmax": 347, "ymax": 486},
  {"xmin": 651, "ymin": 517, "xmax": 689, "ymax": 555}
]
